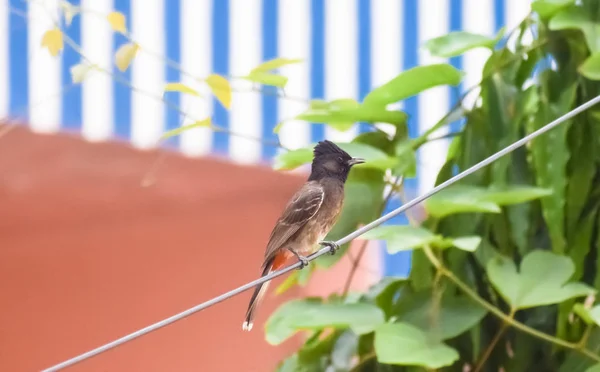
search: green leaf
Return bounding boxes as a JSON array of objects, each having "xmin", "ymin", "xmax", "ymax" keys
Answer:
[
  {"xmin": 297, "ymin": 330, "xmax": 338, "ymax": 368},
  {"xmin": 424, "ymin": 185, "xmax": 502, "ymax": 218},
  {"xmin": 532, "ymin": 0, "xmax": 575, "ymax": 18},
  {"xmin": 265, "ymin": 299, "xmax": 385, "ymax": 345},
  {"xmin": 423, "ymin": 31, "xmax": 499, "ymax": 58},
  {"xmin": 549, "ymin": 5, "xmax": 600, "ymax": 53},
  {"xmin": 275, "ymin": 266, "xmax": 313, "ymax": 295},
  {"xmin": 366, "ymin": 277, "xmax": 407, "ymax": 318},
  {"xmin": 529, "ymin": 78, "xmax": 576, "ymax": 253},
  {"xmin": 479, "ymin": 185, "xmax": 553, "ymax": 205},
  {"xmin": 331, "ymin": 331, "xmax": 359, "ymax": 370},
  {"xmin": 573, "ymin": 303, "xmax": 596, "ymax": 325},
  {"xmin": 396, "ymin": 292, "xmax": 488, "ymax": 340},
  {"xmin": 318, "ymin": 168, "xmax": 385, "ymax": 267},
  {"xmin": 374, "ymin": 323, "xmax": 459, "ymax": 368},
  {"xmin": 273, "ymin": 148, "xmax": 312, "ymax": 170},
  {"xmin": 243, "ymin": 72, "xmax": 288, "ymax": 87},
  {"xmin": 272, "ymin": 142, "xmax": 398, "ymax": 171},
  {"xmin": 451, "ymin": 236, "xmax": 482, "ymax": 252},
  {"xmin": 486, "ymin": 250, "xmax": 595, "ymax": 310},
  {"xmin": 579, "ymin": 53, "xmax": 600, "ymax": 80},
  {"xmin": 394, "ymin": 139, "xmax": 417, "ymax": 178},
  {"xmin": 566, "ymin": 119, "xmax": 597, "ymax": 238},
  {"xmin": 163, "ymin": 82, "xmax": 201, "ymax": 96},
  {"xmin": 275, "ymin": 354, "xmax": 299, "ymax": 372},
  {"xmin": 586, "ymin": 364, "xmax": 600, "ymax": 372},
  {"xmin": 361, "ymin": 225, "xmax": 443, "ymax": 253},
  {"xmin": 363, "ymin": 63, "xmax": 463, "ymax": 107},
  {"xmin": 250, "ymin": 57, "xmax": 303, "ymax": 73},
  {"xmin": 160, "ymin": 118, "xmax": 211, "ymax": 140},
  {"xmin": 295, "ymin": 99, "xmax": 408, "ymax": 130}
]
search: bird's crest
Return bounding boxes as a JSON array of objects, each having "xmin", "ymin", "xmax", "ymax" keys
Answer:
[{"xmin": 313, "ymin": 140, "xmax": 351, "ymax": 159}]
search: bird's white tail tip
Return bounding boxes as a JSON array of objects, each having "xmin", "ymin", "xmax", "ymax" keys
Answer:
[{"xmin": 242, "ymin": 321, "xmax": 253, "ymax": 331}]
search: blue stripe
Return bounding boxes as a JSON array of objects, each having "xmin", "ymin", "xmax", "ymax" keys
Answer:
[
  {"xmin": 261, "ymin": 0, "xmax": 278, "ymax": 159},
  {"xmin": 449, "ymin": 0, "xmax": 463, "ymax": 134},
  {"xmin": 310, "ymin": 0, "xmax": 325, "ymax": 142},
  {"xmin": 212, "ymin": 0, "xmax": 230, "ymax": 155},
  {"xmin": 61, "ymin": 0, "xmax": 82, "ymax": 131},
  {"xmin": 494, "ymin": 0, "xmax": 506, "ymax": 33},
  {"xmin": 163, "ymin": 0, "xmax": 181, "ymax": 149},
  {"xmin": 113, "ymin": 0, "xmax": 131, "ymax": 139},
  {"xmin": 358, "ymin": 0, "xmax": 371, "ymax": 134},
  {"xmin": 9, "ymin": 0, "xmax": 28, "ymax": 118},
  {"xmin": 381, "ymin": 0, "xmax": 419, "ymax": 278}
]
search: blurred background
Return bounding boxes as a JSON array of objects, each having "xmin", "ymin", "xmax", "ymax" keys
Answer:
[{"xmin": 0, "ymin": 0, "xmax": 530, "ymax": 371}]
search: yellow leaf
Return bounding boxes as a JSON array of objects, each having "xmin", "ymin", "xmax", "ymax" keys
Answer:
[
  {"xmin": 60, "ymin": 1, "xmax": 79, "ymax": 27},
  {"xmin": 244, "ymin": 72, "xmax": 288, "ymax": 88},
  {"xmin": 251, "ymin": 58, "xmax": 303, "ymax": 74},
  {"xmin": 161, "ymin": 118, "xmax": 212, "ymax": 139},
  {"xmin": 273, "ymin": 121, "xmax": 285, "ymax": 134},
  {"xmin": 164, "ymin": 82, "xmax": 201, "ymax": 96},
  {"xmin": 41, "ymin": 28, "xmax": 63, "ymax": 57},
  {"xmin": 107, "ymin": 11, "xmax": 127, "ymax": 34},
  {"xmin": 205, "ymin": 74, "xmax": 231, "ymax": 109},
  {"xmin": 70, "ymin": 62, "xmax": 94, "ymax": 83},
  {"xmin": 115, "ymin": 42, "xmax": 139, "ymax": 72}
]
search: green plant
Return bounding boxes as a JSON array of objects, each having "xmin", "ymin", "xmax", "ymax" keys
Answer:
[
  {"xmin": 264, "ymin": 1, "xmax": 600, "ymax": 371},
  {"xmin": 32, "ymin": 1, "xmax": 600, "ymax": 370}
]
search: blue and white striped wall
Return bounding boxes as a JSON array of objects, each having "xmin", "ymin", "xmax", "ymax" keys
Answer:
[{"xmin": 2, "ymin": 0, "xmax": 532, "ymax": 277}]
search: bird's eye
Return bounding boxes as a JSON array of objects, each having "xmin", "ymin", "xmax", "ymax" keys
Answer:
[{"xmin": 338, "ymin": 157, "xmax": 343, "ymax": 162}]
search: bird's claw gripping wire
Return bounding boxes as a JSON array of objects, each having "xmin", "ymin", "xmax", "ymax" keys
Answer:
[
  {"xmin": 319, "ymin": 240, "xmax": 340, "ymax": 255},
  {"xmin": 289, "ymin": 249, "xmax": 310, "ymax": 269}
]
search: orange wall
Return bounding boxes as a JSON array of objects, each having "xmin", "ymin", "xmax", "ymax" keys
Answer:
[{"xmin": 0, "ymin": 127, "xmax": 380, "ymax": 372}]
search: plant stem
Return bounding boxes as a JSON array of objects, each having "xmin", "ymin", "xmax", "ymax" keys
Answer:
[
  {"xmin": 395, "ymin": 186, "xmax": 600, "ymax": 364},
  {"xmin": 349, "ymin": 352, "xmax": 376, "ymax": 372},
  {"xmin": 423, "ymin": 246, "xmax": 600, "ymax": 362},
  {"xmin": 473, "ymin": 310, "xmax": 514, "ymax": 372},
  {"xmin": 341, "ymin": 177, "xmax": 402, "ymax": 298},
  {"xmin": 341, "ymin": 239, "xmax": 370, "ymax": 297}
]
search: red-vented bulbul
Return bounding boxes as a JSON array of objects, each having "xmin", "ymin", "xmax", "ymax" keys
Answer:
[{"xmin": 242, "ymin": 140, "xmax": 365, "ymax": 331}]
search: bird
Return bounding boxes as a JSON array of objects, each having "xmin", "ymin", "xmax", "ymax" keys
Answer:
[{"xmin": 242, "ymin": 140, "xmax": 365, "ymax": 331}]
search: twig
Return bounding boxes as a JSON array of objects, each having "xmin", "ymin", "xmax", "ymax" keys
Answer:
[
  {"xmin": 421, "ymin": 246, "xmax": 600, "ymax": 362},
  {"xmin": 39, "ymin": 93, "xmax": 600, "ymax": 372},
  {"xmin": 473, "ymin": 315, "xmax": 513, "ymax": 372},
  {"xmin": 341, "ymin": 177, "xmax": 402, "ymax": 297}
]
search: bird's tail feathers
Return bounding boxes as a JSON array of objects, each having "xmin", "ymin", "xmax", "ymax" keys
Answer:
[{"xmin": 242, "ymin": 259, "xmax": 273, "ymax": 332}]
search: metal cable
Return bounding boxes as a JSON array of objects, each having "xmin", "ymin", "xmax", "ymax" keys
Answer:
[{"xmin": 41, "ymin": 95, "xmax": 600, "ymax": 372}]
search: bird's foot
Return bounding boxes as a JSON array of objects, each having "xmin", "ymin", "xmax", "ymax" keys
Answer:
[
  {"xmin": 296, "ymin": 255, "xmax": 310, "ymax": 269},
  {"xmin": 319, "ymin": 241, "xmax": 340, "ymax": 255},
  {"xmin": 289, "ymin": 249, "xmax": 310, "ymax": 269}
]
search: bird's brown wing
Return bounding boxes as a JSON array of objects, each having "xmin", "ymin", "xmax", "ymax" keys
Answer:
[{"xmin": 262, "ymin": 181, "xmax": 325, "ymax": 268}]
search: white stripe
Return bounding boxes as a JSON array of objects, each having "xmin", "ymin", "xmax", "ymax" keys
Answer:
[
  {"xmin": 461, "ymin": 0, "xmax": 494, "ymax": 108},
  {"xmin": 506, "ymin": 0, "xmax": 533, "ymax": 51},
  {"xmin": 179, "ymin": 0, "xmax": 212, "ymax": 157},
  {"xmin": 325, "ymin": 0, "xmax": 358, "ymax": 142},
  {"xmin": 229, "ymin": 0, "xmax": 262, "ymax": 164},
  {"xmin": 0, "ymin": 0, "xmax": 7, "ymax": 119},
  {"xmin": 131, "ymin": 0, "xmax": 165, "ymax": 149},
  {"xmin": 371, "ymin": 0, "xmax": 402, "ymax": 136},
  {"xmin": 417, "ymin": 0, "xmax": 450, "ymax": 196},
  {"xmin": 27, "ymin": 0, "xmax": 61, "ymax": 133},
  {"xmin": 81, "ymin": 0, "xmax": 114, "ymax": 142},
  {"xmin": 277, "ymin": 0, "xmax": 311, "ymax": 150},
  {"xmin": 505, "ymin": 0, "xmax": 532, "ymax": 32}
]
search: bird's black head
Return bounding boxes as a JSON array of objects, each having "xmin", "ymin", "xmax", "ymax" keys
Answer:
[{"xmin": 308, "ymin": 140, "xmax": 365, "ymax": 182}]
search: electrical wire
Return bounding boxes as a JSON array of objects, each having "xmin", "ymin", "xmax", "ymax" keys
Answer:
[{"xmin": 41, "ymin": 95, "xmax": 600, "ymax": 372}]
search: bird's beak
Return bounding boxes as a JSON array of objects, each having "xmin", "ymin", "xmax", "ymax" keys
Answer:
[{"xmin": 348, "ymin": 157, "xmax": 365, "ymax": 166}]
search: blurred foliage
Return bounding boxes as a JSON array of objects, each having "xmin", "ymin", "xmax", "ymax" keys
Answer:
[
  {"xmin": 266, "ymin": 1, "xmax": 600, "ymax": 371},
  {"xmin": 41, "ymin": 0, "xmax": 600, "ymax": 370}
]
